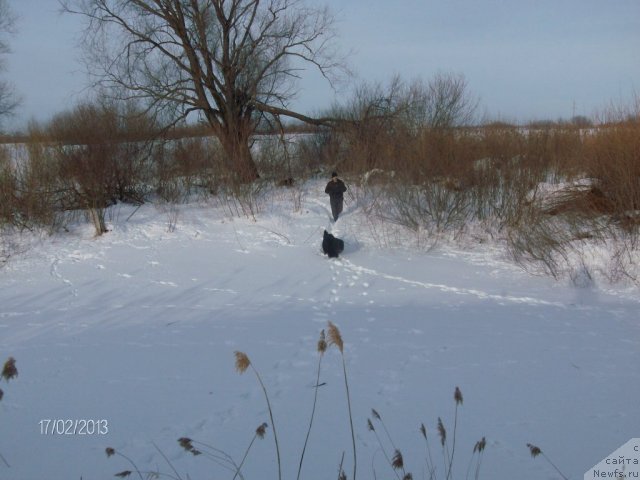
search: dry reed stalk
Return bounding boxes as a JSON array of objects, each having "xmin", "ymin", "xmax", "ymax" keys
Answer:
[
  {"xmin": 178, "ymin": 437, "xmax": 241, "ymax": 474},
  {"xmin": 234, "ymin": 351, "xmax": 282, "ymax": 480},
  {"xmin": 367, "ymin": 417, "xmax": 401, "ymax": 480},
  {"xmin": 296, "ymin": 330, "xmax": 327, "ymax": 480},
  {"xmin": 105, "ymin": 447, "xmax": 145, "ymax": 480},
  {"xmin": 327, "ymin": 321, "xmax": 356, "ymax": 480},
  {"xmin": 420, "ymin": 423, "xmax": 436, "ymax": 479},
  {"xmin": 337, "ymin": 451, "xmax": 347, "ymax": 480},
  {"xmin": 446, "ymin": 387, "xmax": 463, "ymax": 480},
  {"xmin": 371, "ymin": 408, "xmax": 398, "ymax": 450},
  {"xmin": 232, "ymin": 423, "xmax": 268, "ymax": 480},
  {"xmin": 466, "ymin": 437, "xmax": 486, "ymax": 480},
  {"xmin": 527, "ymin": 443, "xmax": 568, "ymax": 480},
  {"xmin": 1, "ymin": 357, "xmax": 18, "ymax": 468},
  {"xmin": 152, "ymin": 441, "xmax": 184, "ymax": 480},
  {"xmin": 437, "ymin": 417, "xmax": 453, "ymax": 479}
]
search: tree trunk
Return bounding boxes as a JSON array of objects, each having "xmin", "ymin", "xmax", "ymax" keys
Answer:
[{"xmin": 219, "ymin": 122, "xmax": 259, "ymax": 184}]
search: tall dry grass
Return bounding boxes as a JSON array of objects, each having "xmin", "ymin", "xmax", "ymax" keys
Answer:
[
  {"xmin": 585, "ymin": 119, "xmax": 640, "ymax": 224},
  {"xmin": 104, "ymin": 323, "xmax": 487, "ymax": 480}
]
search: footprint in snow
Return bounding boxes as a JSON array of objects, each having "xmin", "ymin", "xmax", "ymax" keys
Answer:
[{"xmin": 152, "ymin": 280, "xmax": 178, "ymax": 287}]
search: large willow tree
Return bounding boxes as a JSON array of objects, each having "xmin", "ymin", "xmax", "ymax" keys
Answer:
[{"xmin": 63, "ymin": 0, "xmax": 345, "ymax": 182}]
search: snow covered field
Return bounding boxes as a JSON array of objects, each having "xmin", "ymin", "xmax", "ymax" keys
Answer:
[{"xmin": 1, "ymin": 180, "xmax": 639, "ymax": 480}]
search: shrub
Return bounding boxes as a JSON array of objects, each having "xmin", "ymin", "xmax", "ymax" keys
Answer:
[
  {"xmin": 0, "ymin": 145, "xmax": 15, "ymax": 226},
  {"xmin": 585, "ymin": 119, "xmax": 640, "ymax": 225},
  {"xmin": 47, "ymin": 100, "xmax": 158, "ymax": 234}
]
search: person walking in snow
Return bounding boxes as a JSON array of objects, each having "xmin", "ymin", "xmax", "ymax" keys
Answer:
[{"xmin": 325, "ymin": 171, "xmax": 347, "ymax": 222}]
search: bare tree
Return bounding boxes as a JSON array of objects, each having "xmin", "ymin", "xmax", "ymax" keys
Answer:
[
  {"xmin": 414, "ymin": 73, "xmax": 478, "ymax": 129},
  {"xmin": 0, "ymin": 0, "xmax": 20, "ymax": 129},
  {"xmin": 62, "ymin": 0, "xmax": 346, "ymax": 182}
]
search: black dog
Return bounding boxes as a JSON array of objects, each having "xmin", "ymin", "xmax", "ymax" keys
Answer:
[{"xmin": 322, "ymin": 230, "xmax": 344, "ymax": 258}]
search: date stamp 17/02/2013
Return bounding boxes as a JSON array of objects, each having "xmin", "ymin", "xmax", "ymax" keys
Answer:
[{"xmin": 39, "ymin": 419, "xmax": 109, "ymax": 436}]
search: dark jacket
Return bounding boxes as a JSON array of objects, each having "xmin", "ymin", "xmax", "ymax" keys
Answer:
[{"xmin": 325, "ymin": 178, "xmax": 347, "ymax": 199}]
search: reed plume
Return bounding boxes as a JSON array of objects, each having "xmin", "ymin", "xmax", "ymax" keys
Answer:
[
  {"xmin": 177, "ymin": 437, "xmax": 201, "ymax": 456},
  {"xmin": 437, "ymin": 418, "xmax": 447, "ymax": 447},
  {"xmin": 391, "ymin": 449, "xmax": 411, "ymax": 480},
  {"xmin": 234, "ymin": 351, "xmax": 250, "ymax": 373},
  {"xmin": 256, "ymin": 422, "xmax": 268, "ymax": 439},
  {"xmin": 392, "ymin": 449, "xmax": 404, "ymax": 471},
  {"xmin": 526, "ymin": 443, "xmax": 541, "ymax": 458},
  {"xmin": 454, "ymin": 387, "xmax": 463, "ymax": 406},
  {"xmin": 327, "ymin": 321, "xmax": 344, "ymax": 352},
  {"xmin": 2, "ymin": 357, "xmax": 17, "ymax": 381},
  {"xmin": 317, "ymin": 329, "xmax": 328, "ymax": 353}
]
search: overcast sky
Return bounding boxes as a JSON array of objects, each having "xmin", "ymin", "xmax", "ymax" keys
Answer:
[{"xmin": 3, "ymin": 0, "xmax": 640, "ymax": 130}]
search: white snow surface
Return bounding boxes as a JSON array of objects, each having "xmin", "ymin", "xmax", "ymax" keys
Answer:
[{"xmin": 1, "ymin": 180, "xmax": 639, "ymax": 480}]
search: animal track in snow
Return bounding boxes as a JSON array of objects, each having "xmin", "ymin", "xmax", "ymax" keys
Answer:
[
  {"xmin": 340, "ymin": 259, "xmax": 565, "ymax": 307},
  {"xmin": 49, "ymin": 257, "xmax": 78, "ymax": 297}
]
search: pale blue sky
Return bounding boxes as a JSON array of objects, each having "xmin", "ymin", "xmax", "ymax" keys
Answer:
[{"xmin": 4, "ymin": 0, "xmax": 640, "ymax": 130}]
